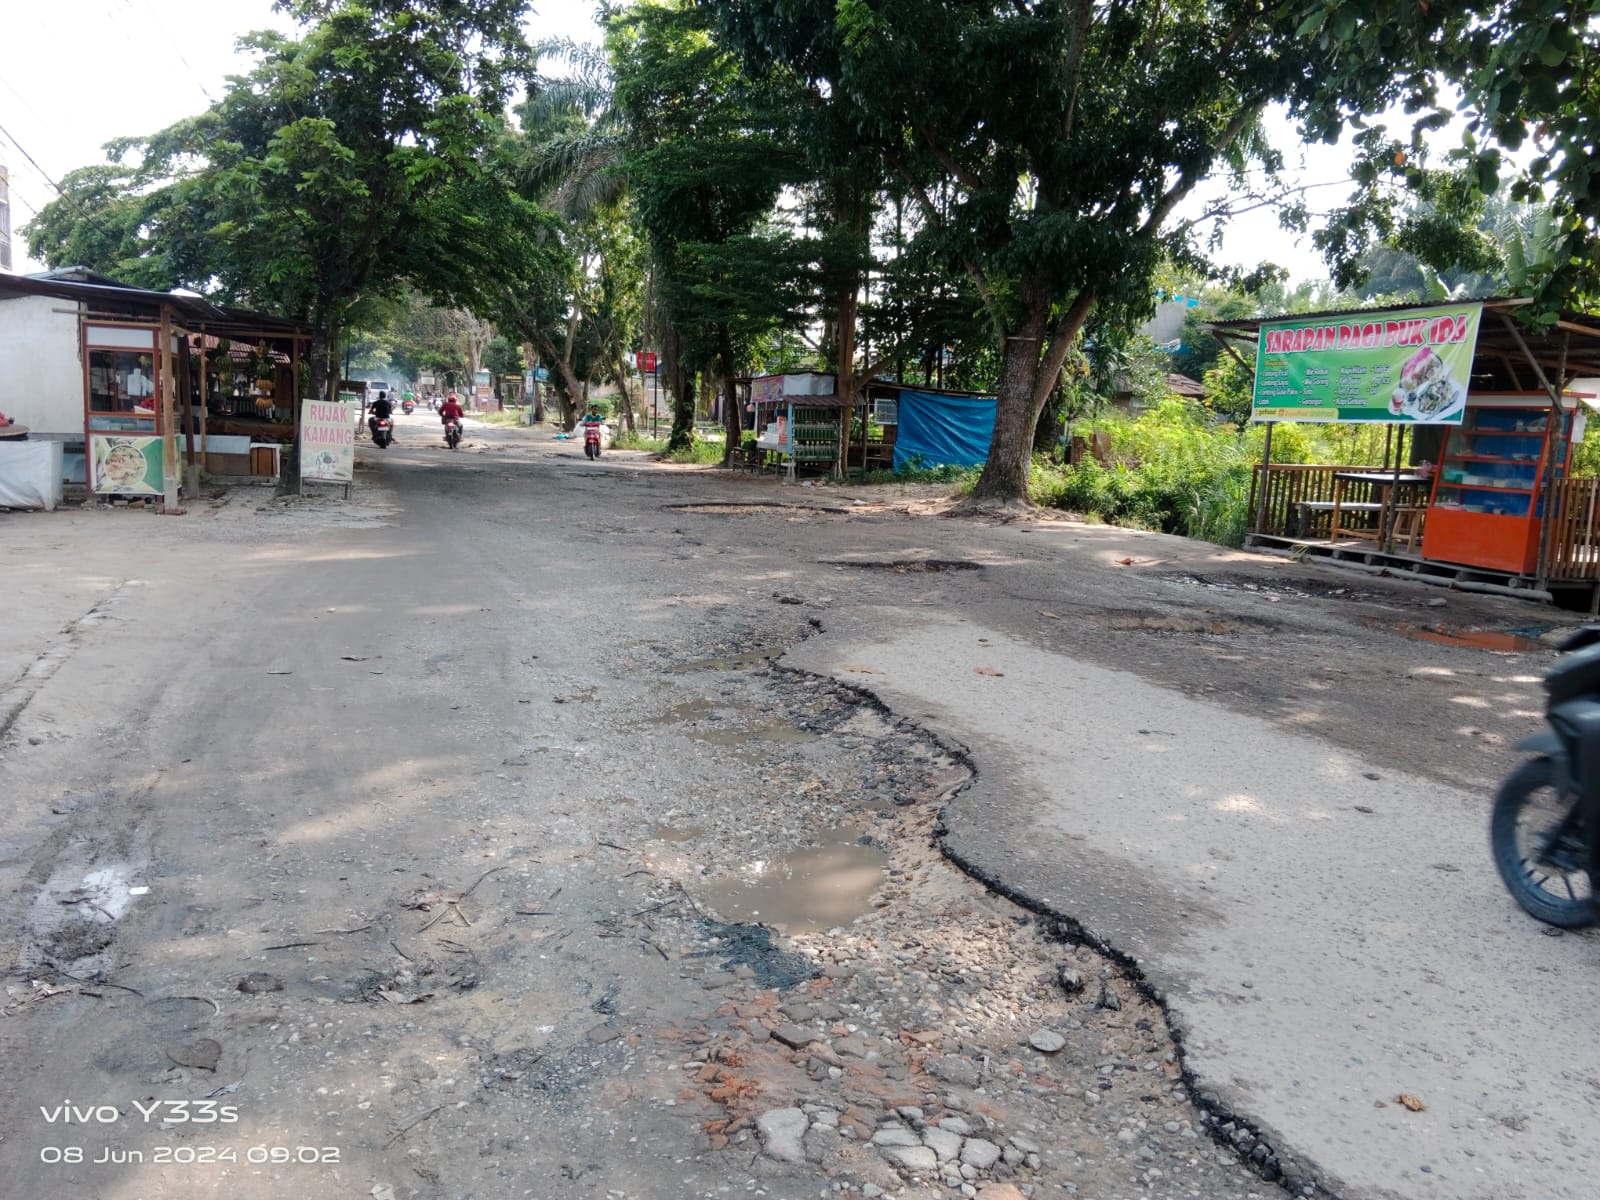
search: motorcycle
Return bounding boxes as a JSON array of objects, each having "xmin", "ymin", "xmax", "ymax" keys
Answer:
[
  {"xmin": 401, "ymin": 398, "xmax": 416, "ymax": 415},
  {"xmin": 584, "ymin": 422, "xmax": 603, "ymax": 460},
  {"xmin": 1490, "ymin": 625, "xmax": 1600, "ymax": 927},
  {"xmin": 370, "ymin": 416, "xmax": 394, "ymax": 449},
  {"xmin": 444, "ymin": 418, "xmax": 462, "ymax": 450}
]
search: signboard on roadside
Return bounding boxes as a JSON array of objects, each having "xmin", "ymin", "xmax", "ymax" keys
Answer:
[
  {"xmin": 90, "ymin": 435, "xmax": 162, "ymax": 495},
  {"xmin": 1252, "ymin": 302, "xmax": 1483, "ymax": 424},
  {"xmin": 300, "ymin": 399, "xmax": 356, "ymax": 483},
  {"xmin": 534, "ymin": 366, "xmax": 549, "ymax": 383},
  {"xmin": 635, "ymin": 351, "xmax": 657, "ymax": 372}
]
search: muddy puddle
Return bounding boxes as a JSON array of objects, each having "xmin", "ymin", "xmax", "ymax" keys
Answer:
[
  {"xmin": 1360, "ymin": 617, "xmax": 1551, "ymax": 653},
  {"xmin": 642, "ymin": 697, "xmax": 818, "ymax": 746},
  {"xmin": 696, "ymin": 827, "xmax": 887, "ymax": 934},
  {"xmin": 651, "ymin": 823, "xmax": 704, "ymax": 843},
  {"xmin": 664, "ymin": 645, "xmax": 788, "ymax": 673}
]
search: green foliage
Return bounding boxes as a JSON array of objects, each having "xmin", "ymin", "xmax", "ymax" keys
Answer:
[
  {"xmin": 1301, "ymin": 2, "xmax": 1600, "ymax": 315},
  {"xmin": 1053, "ymin": 401, "xmax": 1281, "ymax": 543},
  {"xmin": 1569, "ymin": 422, "xmax": 1600, "ymax": 480},
  {"xmin": 1049, "ymin": 397, "xmax": 1417, "ymax": 544},
  {"xmin": 27, "ymin": 0, "xmax": 558, "ymax": 406},
  {"xmin": 712, "ymin": 0, "xmax": 1452, "ymax": 503},
  {"xmin": 1201, "ymin": 354, "xmax": 1255, "ymax": 424},
  {"xmin": 484, "ymin": 336, "xmax": 525, "ymax": 380},
  {"xmin": 613, "ymin": 429, "xmax": 667, "ymax": 451},
  {"xmin": 854, "ymin": 463, "xmax": 980, "ymax": 490},
  {"xmin": 609, "ymin": 1, "xmax": 808, "ymax": 450},
  {"xmin": 666, "ymin": 437, "xmax": 729, "ymax": 464}
]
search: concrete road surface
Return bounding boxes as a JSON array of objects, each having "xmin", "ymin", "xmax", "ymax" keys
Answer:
[
  {"xmin": 2, "ymin": 419, "xmax": 1597, "ymax": 1200},
  {"xmin": 788, "ymin": 612, "xmax": 1600, "ymax": 1200}
]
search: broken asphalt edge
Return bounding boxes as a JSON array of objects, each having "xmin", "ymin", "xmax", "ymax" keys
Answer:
[{"xmin": 769, "ymin": 653, "xmax": 1347, "ymax": 1200}]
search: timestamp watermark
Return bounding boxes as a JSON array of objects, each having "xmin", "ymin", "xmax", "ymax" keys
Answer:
[
  {"xmin": 35, "ymin": 1098, "xmax": 339, "ymax": 1167},
  {"xmin": 39, "ymin": 1145, "xmax": 340, "ymax": 1166}
]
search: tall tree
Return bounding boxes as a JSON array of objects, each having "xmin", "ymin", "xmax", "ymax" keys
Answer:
[
  {"xmin": 1308, "ymin": 2, "xmax": 1600, "ymax": 319},
  {"xmin": 611, "ymin": 1, "xmax": 804, "ymax": 454},
  {"xmin": 715, "ymin": 1, "xmax": 1440, "ymax": 504},
  {"xmin": 29, "ymin": 0, "xmax": 550, "ymax": 420}
]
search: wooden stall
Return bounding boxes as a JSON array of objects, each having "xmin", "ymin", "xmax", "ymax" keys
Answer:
[
  {"xmin": 1214, "ymin": 299, "xmax": 1600, "ymax": 603},
  {"xmin": 0, "ymin": 272, "xmax": 310, "ymax": 506}
]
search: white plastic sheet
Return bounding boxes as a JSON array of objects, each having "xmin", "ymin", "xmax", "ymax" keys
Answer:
[{"xmin": 0, "ymin": 441, "xmax": 66, "ymax": 510}]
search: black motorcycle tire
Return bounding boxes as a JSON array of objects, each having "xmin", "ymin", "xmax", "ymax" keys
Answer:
[{"xmin": 1490, "ymin": 756, "xmax": 1594, "ymax": 928}]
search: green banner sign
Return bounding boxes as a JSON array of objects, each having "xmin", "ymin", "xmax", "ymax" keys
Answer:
[{"xmin": 1252, "ymin": 302, "xmax": 1483, "ymax": 424}]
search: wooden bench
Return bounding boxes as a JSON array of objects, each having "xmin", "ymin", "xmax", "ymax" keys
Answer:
[{"xmin": 1293, "ymin": 499, "xmax": 1384, "ymax": 541}]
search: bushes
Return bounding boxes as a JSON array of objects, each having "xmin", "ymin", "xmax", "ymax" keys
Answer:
[
  {"xmin": 612, "ymin": 429, "xmax": 666, "ymax": 451},
  {"xmin": 1050, "ymin": 400, "xmax": 1265, "ymax": 544},
  {"xmin": 666, "ymin": 435, "xmax": 728, "ymax": 464}
]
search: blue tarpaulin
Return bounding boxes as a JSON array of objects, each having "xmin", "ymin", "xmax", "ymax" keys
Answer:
[{"xmin": 892, "ymin": 390, "xmax": 997, "ymax": 472}]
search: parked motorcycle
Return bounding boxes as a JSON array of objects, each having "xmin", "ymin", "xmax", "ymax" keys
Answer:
[
  {"xmin": 371, "ymin": 416, "xmax": 394, "ymax": 449},
  {"xmin": 444, "ymin": 418, "xmax": 462, "ymax": 450},
  {"xmin": 1490, "ymin": 625, "xmax": 1600, "ymax": 927},
  {"xmin": 584, "ymin": 422, "xmax": 603, "ymax": 460}
]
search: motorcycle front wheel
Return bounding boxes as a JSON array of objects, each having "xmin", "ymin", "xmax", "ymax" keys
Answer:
[{"xmin": 1490, "ymin": 757, "xmax": 1594, "ymax": 928}]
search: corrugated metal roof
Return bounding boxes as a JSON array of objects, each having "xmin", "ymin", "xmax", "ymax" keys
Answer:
[{"xmin": 0, "ymin": 272, "xmax": 311, "ymax": 338}]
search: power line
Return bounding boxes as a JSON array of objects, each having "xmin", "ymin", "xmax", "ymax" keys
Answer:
[
  {"xmin": 129, "ymin": 0, "xmax": 216, "ymax": 105},
  {"xmin": 0, "ymin": 119, "xmax": 64, "ymax": 199}
]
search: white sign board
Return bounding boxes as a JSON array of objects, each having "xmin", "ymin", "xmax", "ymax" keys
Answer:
[{"xmin": 300, "ymin": 399, "xmax": 356, "ymax": 483}]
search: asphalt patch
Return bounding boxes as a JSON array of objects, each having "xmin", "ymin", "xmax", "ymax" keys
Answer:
[{"xmin": 690, "ymin": 919, "xmax": 819, "ymax": 990}]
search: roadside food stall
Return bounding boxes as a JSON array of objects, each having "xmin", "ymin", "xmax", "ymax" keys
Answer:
[
  {"xmin": 751, "ymin": 372, "xmax": 845, "ymax": 478},
  {"xmin": 856, "ymin": 381, "xmax": 998, "ymax": 473},
  {"xmin": 1208, "ymin": 299, "xmax": 1600, "ymax": 604},
  {"xmin": 0, "ymin": 271, "xmax": 311, "ymax": 507}
]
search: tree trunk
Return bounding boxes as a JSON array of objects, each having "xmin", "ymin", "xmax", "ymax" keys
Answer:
[
  {"xmin": 613, "ymin": 353, "xmax": 637, "ymax": 434},
  {"xmin": 286, "ymin": 307, "xmax": 336, "ymax": 495},
  {"xmin": 717, "ymin": 324, "xmax": 740, "ymax": 465},
  {"xmin": 1033, "ymin": 374, "xmax": 1066, "ymax": 454},
  {"xmin": 662, "ymin": 324, "xmax": 695, "ymax": 452},
  {"xmin": 835, "ymin": 280, "xmax": 859, "ymax": 477},
  {"xmin": 534, "ymin": 333, "xmax": 586, "ymax": 431},
  {"xmin": 522, "ymin": 341, "xmax": 546, "ymax": 423},
  {"xmin": 970, "ymin": 302, "xmax": 1051, "ymax": 503}
]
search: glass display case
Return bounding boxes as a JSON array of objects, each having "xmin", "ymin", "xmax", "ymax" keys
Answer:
[
  {"xmin": 1421, "ymin": 393, "xmax": 1585, "ymax": 574},
  {"xmin": 82, "ymin": 323, "xmax": 167, "ymax": 495}
]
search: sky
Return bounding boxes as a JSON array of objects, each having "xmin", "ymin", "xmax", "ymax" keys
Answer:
[{"xmin": 0, "ymin": 0, "xmax": 1357, "ymax": 284}]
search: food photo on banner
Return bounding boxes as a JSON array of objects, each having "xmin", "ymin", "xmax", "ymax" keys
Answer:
[
  {"xmin": 1251, "ymin": 303, "xmax": 1484, "ymax": 424},
  {"xmin": 90, "ymin": 435, "xmax": 163, "ymax": 495}
]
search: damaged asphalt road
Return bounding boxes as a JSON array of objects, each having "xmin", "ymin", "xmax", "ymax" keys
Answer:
[{"xmin": 1, "ymin": 418, "xmax": 1596, "ymax": 1200}]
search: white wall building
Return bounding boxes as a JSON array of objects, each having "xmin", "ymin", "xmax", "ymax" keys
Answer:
[{"xmin": 0, "ymin": 291, "xmax": 82, "ymax": 437}]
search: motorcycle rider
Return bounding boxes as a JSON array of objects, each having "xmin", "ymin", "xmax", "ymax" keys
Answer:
[
  {"xmin": 580, "ymin": 403, "xmax": 605, "ymax": 458},
  {"xmin": 439, "ymin": 392, "xmax": 465, "ymax": 441},
  {"xmin": 367, "ymin": 390, "xmax": 393, "ymax": 440}
]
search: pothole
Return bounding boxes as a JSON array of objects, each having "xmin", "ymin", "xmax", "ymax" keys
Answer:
[
  {"xmin": 1162, "ymin": 571, "xmax": 1392, "ymax": 603},
  {"xmin": 668, "ymin": 502, "xmax": 848, "ymax": 516},
  {"xmin": 823, "ymin": 558, "xmax": 984, "ymax": 573},
  {"xmin": 1099, "ymin": 610, "xmax": 1249, "ymax": 636}
]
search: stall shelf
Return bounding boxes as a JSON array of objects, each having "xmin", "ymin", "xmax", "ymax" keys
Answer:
[{"xmin": 1421, "ymin": 391, "xmax": 1588, "ymax": 574}]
